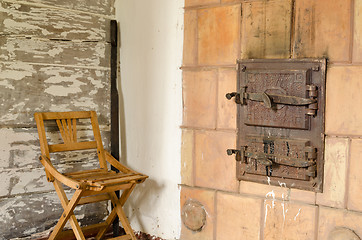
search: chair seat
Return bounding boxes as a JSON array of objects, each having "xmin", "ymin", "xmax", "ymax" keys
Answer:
[{"xmin": 64, "ymin": 169, "xmax": 147, "ymax": 190}]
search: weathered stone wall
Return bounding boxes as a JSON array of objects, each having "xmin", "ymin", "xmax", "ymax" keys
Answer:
[
  {"xmin": 181, "ymin": 0, "xmax": 362, "ymax": 239},
  {"xmin": 0, "ymin": 0, "xmax": 114, "ymax": 238}
]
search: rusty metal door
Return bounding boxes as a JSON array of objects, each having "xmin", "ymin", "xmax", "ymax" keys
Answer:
[{"xmin": 227, "ymin": 59, "xmax": 326, "ymax": 192}]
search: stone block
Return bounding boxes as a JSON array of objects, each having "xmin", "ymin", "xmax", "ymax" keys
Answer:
[
  {"xmin": 181, "ymin": 129, "xmax": 194, "ymax": 186},
  {"xmin": 221, "ymin": 0, "xmax": 241, "ymax": 3},
  {"xmin": 348, "ymin": 139, "xmax": 362, "ymax": 212},
  {"xmin": 183, "ymin": 10, "xmax": 198, "ymax": 66},
  {"xmin": 182, "ymin": 70, "xmax": 217, "ymax": 129},
  {"xmin": 194, "ymin": 130, "xmax": 238, "ymax": 191},
  {"xmin": 328, "ymin": 228, "xmax": 361, "ymax": 240},
  {"xmin": 325, "ymin": 66, "xmax": 362, "ymax": 135},
  {"xmin": 198, "ymin": 5, "xmax": 241, "ymax": 65},
  {"xmin": 241, "ymin": 0, "xmax": 292, "ymax": 59},
  {"xmin": 180, "ymin": 186, "xmax": 216, "ymax": 240},
  {"xmin": 216, "ymin": 192, "xmax": 262, "ymax": 240},
  {"xmin": 317, "ymin": 137, "xmax": 349, "ymax": 208},
  {"xmin": 289, "ymin": 188, "xmax": 316, "ymax": 205},
  {"xmin": 185, "ymin": 0, "xmax": 219, "ymax": 7},
  {"xmin": 239, "ymin": 180, "xmax": 316, "ymax": 205},
  {"xmin": 293, "ymin": 0, "xmax": 351, "ymax": 62},
  {"xmin": 353, "ymin": 0, "xmax": 362, "ymax": 63},
  {"xmin": 239, "ymin": 180, "xmax": 289, "ymax": 200},
  {"xmin": 217, "ymin": 68, "xmax": 237, "ymax": 130},
  {"xmin": 318, "ymin": 207, "xmax": 362, "ymax": 240},
  {"xmin": 263, "ymin": 200, "xmax": 317, "ymax": 240}
]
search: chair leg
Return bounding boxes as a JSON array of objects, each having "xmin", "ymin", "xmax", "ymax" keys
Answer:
[
  {"xmin": 95, "ymin": 185, "xmax": 136, "ymax": 240},
  {"xmin": 48, "ymin": 188, "xmax": 84, "ymax": 240},
  {"xmin": 95, "ymin": 208, "xmax": 117, "ymax": 240},
  {"xmin": 119, "ymin": 184, "xmax": 136, "ymax": 206},
  {"xmin": 109, "ymin": 191, "xmax": 137, "ymax": 240},
  {"xmin": 51, "ymin": 181, "xmax": 86, "ymax": 240}
]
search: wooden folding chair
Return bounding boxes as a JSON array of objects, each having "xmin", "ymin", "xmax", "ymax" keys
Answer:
[{"xmin": 34, "ymin": 111, "xmax": 148, "ymax": 240}]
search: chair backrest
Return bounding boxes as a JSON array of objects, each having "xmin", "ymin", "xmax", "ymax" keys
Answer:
[{"xmin": 34, "ymin": 111, "xmax": 108, "ymax": 171}]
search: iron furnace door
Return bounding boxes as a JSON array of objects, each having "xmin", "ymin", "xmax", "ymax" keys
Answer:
[{"xmin": 227, "ymin": 59, "xmax": 326, "ymax": 192}]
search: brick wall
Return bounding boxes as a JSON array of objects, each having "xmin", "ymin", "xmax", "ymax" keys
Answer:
[{"xmin": 180, "ymin": 0, "xmax": 362, "ymax": 239}]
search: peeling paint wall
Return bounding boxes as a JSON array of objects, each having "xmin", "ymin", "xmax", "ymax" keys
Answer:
[{"xmin": 0, "ymin": 0, "xmax": 114, "ymax": 238}]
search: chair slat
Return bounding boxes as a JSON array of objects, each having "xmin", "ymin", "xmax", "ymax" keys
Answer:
[
  {"xmin": 62, "ymin": 119, "xmax": 71, "ymax": 142},
  {"xmin": 72, "ymin": 118, "xmax": 77, "ymax": 141},
  {"xmin": 69, "ymin": 172, "xmax": 117, "ymax": 180},
  {"xmin": 56, "ymin": 119, "xmax": 68, "ymax": 143},
  {"xmin": 97, "ymin": 175, "xmax": 146, "ymax": 187},
  {"xmin": 49, "ymin": 141, "xmax": 97, "ymax": 152},
  {"xmin": 83, "ymin": 183, "xmax": 134, "ymax": 196},
  {"xmin": 67, "ymin": 119, "xmax": 74, "ymax": 142},
  {"xmin": 76, "ymin": 173, "xmax": 134, "ymax": 182},
  {"xmin": 78, "ymin": 194, "xmax": 111, "ymax": 205},
  {"xmin": 42, "ymin": 111, "xmax": 92, "ymax": 120},
  {"xmin": 64, "ymin": 169, "xmax": 107, "ymax": 177}
]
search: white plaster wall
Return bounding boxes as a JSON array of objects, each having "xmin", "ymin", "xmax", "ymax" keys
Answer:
[{"xmin": 115, "ymin": 0, "xmax": 184, "ymax": 239}]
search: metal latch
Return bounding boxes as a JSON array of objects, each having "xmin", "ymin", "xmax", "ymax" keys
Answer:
[
  {"xmin": 226, "ymin": 85, "xmax": 318, "ymax": 115},
  {"xmin": 227, "ymin": 145, "xmax": 317, "ymax": 178},
  {"xmin": 226, "ymin": 147, "xmax": 245, "ymax": 162}
]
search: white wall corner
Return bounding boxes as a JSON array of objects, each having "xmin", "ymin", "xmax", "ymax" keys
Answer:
[{"xmin": 115, "ymin": 0, "xmax": 184, "ymax": 239}]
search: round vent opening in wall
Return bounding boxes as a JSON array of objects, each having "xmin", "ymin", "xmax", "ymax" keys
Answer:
[
  {"xmin": 328, "ymin": 227, "xmax": 361, "ymax": 240},
  {"xmin": 181, "ymin": 199, "xmax": 206, "ymax": 232}
]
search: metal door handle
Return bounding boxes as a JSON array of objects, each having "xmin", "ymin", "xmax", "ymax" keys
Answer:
[
  {"xmin": 245, "ymin": 92, "xmax": 316, "ymax": 109},
  {"xmin": 226, "ymin": 88, "xmax": 316, "ymax": 109},
  {"xmin": 246, "ymin": 152, "xmax": 315, "ymax": 168}
]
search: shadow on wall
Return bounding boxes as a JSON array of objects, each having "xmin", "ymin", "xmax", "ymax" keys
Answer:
[
  {"xmin": 118, "ymin": 69, "xmax": 166, "ymax": 232},
  {"xmin": 124, "ymin": 179, "xmax": 165, "ymax": 229}
]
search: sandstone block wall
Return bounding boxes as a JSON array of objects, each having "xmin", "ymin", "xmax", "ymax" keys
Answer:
[{"xmin": 181, "ymin": 0, "xmax": 362, "ymax": 239}]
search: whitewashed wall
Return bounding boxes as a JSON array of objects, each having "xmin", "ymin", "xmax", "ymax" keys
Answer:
[{"xmin": 116, "ymin": 0, "xmax": 184, "ymax": 239}]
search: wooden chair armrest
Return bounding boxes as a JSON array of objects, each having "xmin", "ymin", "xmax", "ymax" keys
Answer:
[
  {"xmin": 105, "ymin": 151, "xmax": 141, "ymax": 175},
  {"xmin": 39, "ymin": 155, "xmax": 83, "ymax": 190}
]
